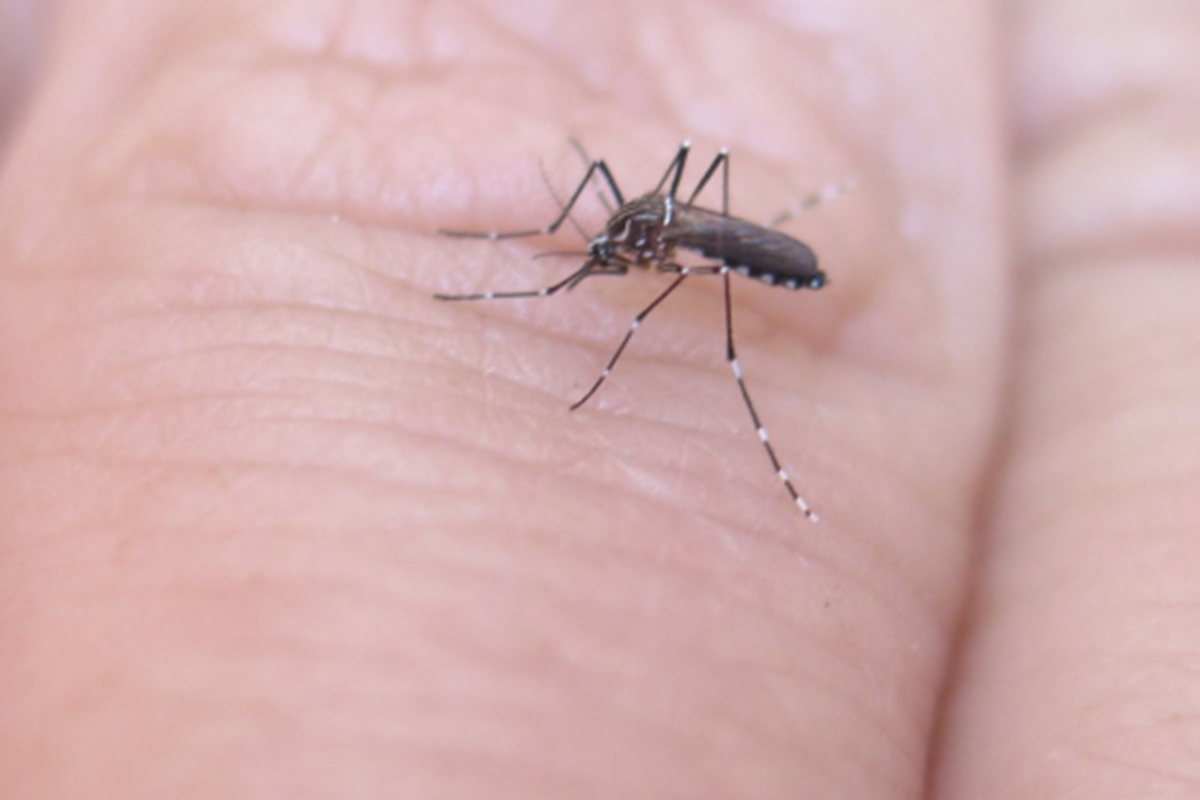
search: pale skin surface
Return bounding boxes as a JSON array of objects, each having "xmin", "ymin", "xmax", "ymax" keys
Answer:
[{"xmin": 0, "ymin": 0, "xmax": 1197, "ymax": 798}]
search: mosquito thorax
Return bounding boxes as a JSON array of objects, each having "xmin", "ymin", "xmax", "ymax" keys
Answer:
[{"xmin": 602, "ymin": 195, "xmax": 673, "ymax": 265}]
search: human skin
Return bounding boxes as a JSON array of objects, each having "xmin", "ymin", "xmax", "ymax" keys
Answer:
[{"xmin": 0, "ymin": 1, "xmax": 1197, "ymax": 798}]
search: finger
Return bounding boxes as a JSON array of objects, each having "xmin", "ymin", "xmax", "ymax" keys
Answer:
[
  {"xmin": 933, "ymin": 3, "xmax": 1200, "ymax": 797},
  {"xmin": 0, "ymin": 0, "xmax": 47, "ymax": 142},
  {"xmin": 0, "ymin": 1, "xmax": 1004, "ymax": 797}
]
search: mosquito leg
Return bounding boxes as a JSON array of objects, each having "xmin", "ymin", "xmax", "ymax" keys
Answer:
[
  {"xmin": 435, "ymin": 261, "xmax": 624, "ymax": 302},
  {"xmin": 568, "ymin": 137, "xmax": 615, "ymax": 214},
  {"xmin": 661, "ymin": 264, "xmax": 722, "ymax": 277},
  {"xmin": 593, "ymin": 155, "xmax": 625, "ymax": 207},
  {"xmin": 652, "ymin": 141, "xmax": 692, "ymax": 200},
  {"xmin": 569, "ymin": 268, "xmax": 692, "ymax": 411},
  {"xmin": 768, "ymin": 179, "xmax": 856, "ymax": 229},
  {"xmin": 685, "ymin": 148, "xmax": 731, "ymax": 214},
  {"xmin": 538, "ymin": 156, "xmax": 591, "ymax": 243},
  {"xmin": 564, "ymin": 264, "xmax": 627, "ymax": 291},
  {"xmin": 721, "ymin": 267, "xmax": 818, "ymax": 520},
  {"xmin": 439, "ymin": 158, "xmax": 625, "ymax": 240}
]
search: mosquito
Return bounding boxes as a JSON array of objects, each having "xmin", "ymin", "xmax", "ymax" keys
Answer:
[{"xmin": 436, "ymin": 141, "xmax": 836, "ymax": 520}]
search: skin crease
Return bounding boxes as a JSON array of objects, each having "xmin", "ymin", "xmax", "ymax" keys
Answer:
[{"xmin": 0, "ymin": 1, "xmax": 1195, "ymax": 798}]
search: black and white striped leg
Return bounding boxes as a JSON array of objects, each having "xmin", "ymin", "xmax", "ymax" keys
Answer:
[
  {"xmin": 439, "ymin": 157, "xmax": 625, "ymax": 240},
  {"xmin": 569, "ymin": 268, "xmax": 695, "ymax": 411},
  {"xmin": 722, "ymin": 267, "xmax": 818, "ymax": 520},
  {"xmin": 768, "ymin": 179, "xmax": 856, "ymax": 229},
  {"xmin": 435, "ymin": 262, "xmax": 626, "ymax": 302}
]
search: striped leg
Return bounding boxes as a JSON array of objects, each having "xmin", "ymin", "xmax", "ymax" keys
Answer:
[
  {"xmin": 439, "ymin": 157, "xmax": 625, "ymax": 241},
  {"xmin": 722, "ymin": 267, "xmax": 818, "ymax": 520},
  {"xmin": 768, "ymin": 179, "xmax": 856, "ymax": 229},
  {"xmin": 434, "ymin": 261, "xmax": 626, "ymax": 302},
  {"xmin": 569, "ymin": 266, "xmax": 716, "ymax": 410}
]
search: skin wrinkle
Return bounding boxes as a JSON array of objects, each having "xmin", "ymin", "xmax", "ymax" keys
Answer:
[
  {"xmin": 1, "ymin": 404, "xmax": 579, "ymax": 487},
  {"xmin": 4, "ymin": 382, "xmax": 854, "ymax": 536},
  {"xmin": 0, "ymin": 2, "xmax": 1003, "ymax": 798}
]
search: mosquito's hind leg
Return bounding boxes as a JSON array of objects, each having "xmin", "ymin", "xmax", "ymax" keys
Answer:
[
  {"xmin": 720, "ymin": 267, "xmax": 818, "ymax": 520},
  {"xmin": 768, "ymin": 179, "xmax": 856, "ymax": 229}
]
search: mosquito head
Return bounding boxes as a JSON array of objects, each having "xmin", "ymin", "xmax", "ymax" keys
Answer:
[{"xmin": 588, "ymin": 233, "xmax": 617, "ymax": 264}]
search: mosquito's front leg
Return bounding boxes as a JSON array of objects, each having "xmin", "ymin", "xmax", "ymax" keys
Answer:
[
  {"xmin": 570, "ymin": 268, "xmax": 691, "ymax": 410},
  {"xmin": 434, "ymin": 261, "xmax": 626, "ymax": 302},
  {"xmin": 439, "ymin": 158, "xmax": 625, "ymax": 241}
]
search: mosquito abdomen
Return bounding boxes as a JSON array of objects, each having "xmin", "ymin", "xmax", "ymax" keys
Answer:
[{"xmin": 672, "ymin": 207, "xmax": 826, "ymax": 290}]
